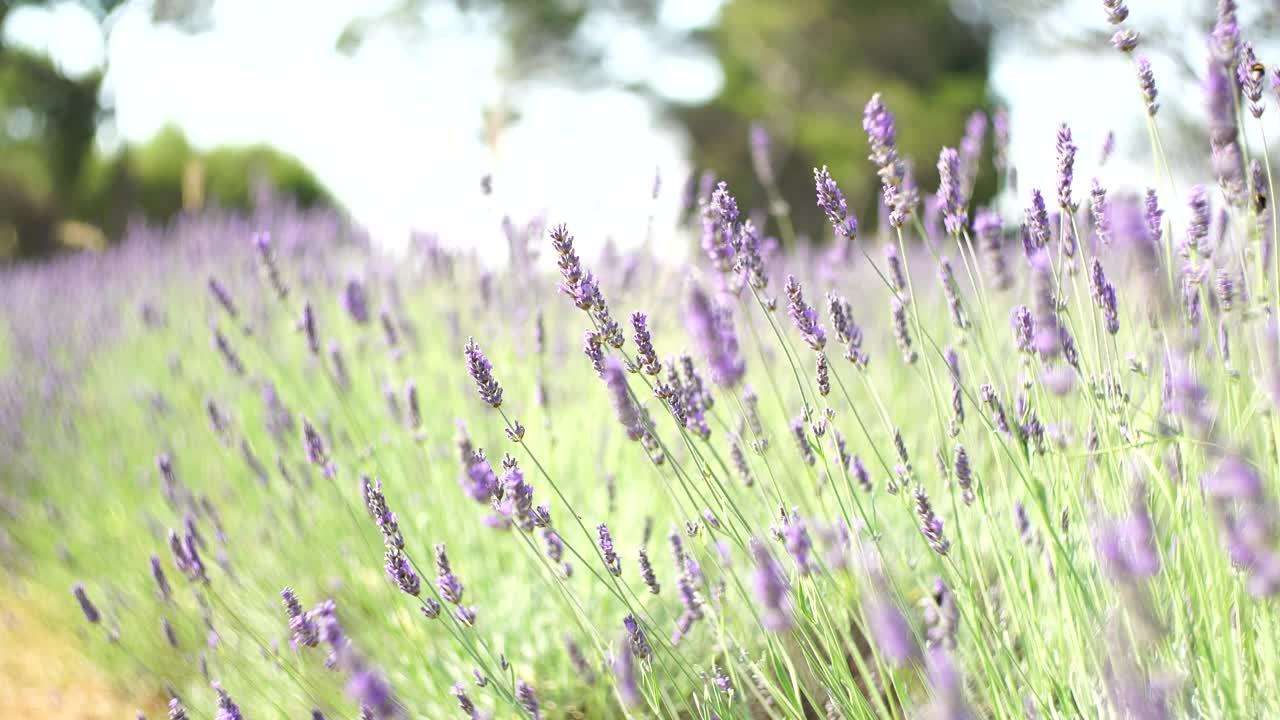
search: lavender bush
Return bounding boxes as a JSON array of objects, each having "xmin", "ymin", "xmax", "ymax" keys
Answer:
[{"xmin": 5, "ymin": 7, "xmax": 1280, "ymax": 718}]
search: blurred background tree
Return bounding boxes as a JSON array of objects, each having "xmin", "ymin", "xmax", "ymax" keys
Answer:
[
  {"xmin": 0, "ymin": 0, "xmax": 994, "ymax": 259},
  {"xmin": 672, "ymin": 0, "xmax": 992, "ymax": 243},
  {"xmin": 0, "ymin": 0, "xmax": 329, "ymax": 258},
  {"xmin": 337, "ymin": 0, "xmax": 993, "ymax": 245}
]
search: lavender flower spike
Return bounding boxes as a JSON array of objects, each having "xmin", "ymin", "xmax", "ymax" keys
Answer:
[
  {"xmin": 435, "ymin": 543, "xmax": 465, "ymax": 604},
  {"xmin": 282, "ymin": 586, "xmax": 319, "ymax": 647},
  {"xmin": 602, "ymin": 358, "xmax": 644, "ymax": 441},
  {"xmin": 72, "ymin": 582, "xmax": 100, "ymax": 624},
  {"xmin": 516, "ymin": 681, "xmax": 543, "ymax": 720},
  {"xmin": 614, "ymin": 631, "xmax": 642, "ymax": 707},
  {"xmin": 1102, "ymin": 0, "xmax": 1128, "ymax": 24},
  {"xmin": 151, "ymin": 554, "xmax": 172, "ymax": 601},
  {"xmin": 341, "ymin": 277, "xmax": 370, "ymax": 324},
  {"xmin": 1136, "ymin": 55, "xmax": 1159, "ymax": 116},
  {"xmin": 299, "ymin": 302, "xmax": 320, "ymax": 355},
  {"xmin": 1056, "ymin": 123, "xmax": 1077, "ymax": 212},
  {"xmin": 253, "ymin": 231, "xmax": 288, "ymax": 300},
  {"xmin": 866, "ymin": 595, "xmax": 920, "ymax": 667},
  {"xmin": 784, "ymin": 275, "xmax": 826, "ymax": 351},
  {"xmin": 936, "ymin": 147, "xmax": 966, "ymax": 234},
  {"xmin": 1112, "ymin": 29, "xmax": 1139, "ymax": 53},
  {"xmin": 685, "ymin": 284, "xmax": 746, "ymax": 386},
  {"xmin": 207, "ymin": 277, "xmax": 238, "ymax": 318},
  {"xmin": 750, "ymin": 539, "xmax": 793, "ymax": 632},
  {"xmin": 598, "ymin": 523, "xmax": 622, "ymax": 577},
  {"xmin": 464, "ymin": 338, "xmax": 503, "ymax": 408},
  {"xmin": 814, "ymin": 166, "xmax": 858, "ymax": 238},
  {"xmin": 212, "ymin": 682, "xmax": 243, "ymax": 720},
  {"xmin": 1239, "ymin": 44, "xmax": 1265, "ymax": 118}
]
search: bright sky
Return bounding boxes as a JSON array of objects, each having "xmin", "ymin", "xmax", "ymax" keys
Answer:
[{"xmin": 4, "ymin": 0, "xmax": 1276, "ymax": 255}]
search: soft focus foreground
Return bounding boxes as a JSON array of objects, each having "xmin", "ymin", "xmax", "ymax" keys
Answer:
[{"xmin": 5, "ymin": 4, "xmax": 1280, "ymax": 719}]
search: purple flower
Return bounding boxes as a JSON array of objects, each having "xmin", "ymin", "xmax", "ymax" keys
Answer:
[
  {"xmin": 614, "ymin": 632, "xmax": 642, "ymax": 708},
  {"xmin": 791, "ymin": 415, "xmax": 815, "ymax": 466},
  {"xmin": 282, "ymin": 587, "xmax": 319, "ymax": 647},
  {"xmin": 864, "ymin": 93, "xmax": 908, "ymax": 219},
  {"xmin": 151, "ymin": 554, "xmax": 172, "ymax": 601},
  {"xmin": 168, "ymin": 698, "xmax": 188, "ymax": 720},
  {"xmin": 433, "ymin": 544, "xmax": 465, "ymax": 605},
  {"xmin": 784, "ymin": 275, "xmax": 826, "ymax": 351},
  {"xmin": 630, "ymin": 312, "xmax": 661, "ymax": 375},
  {"xmin": 207, "ymin": 277, "xmax": 237, "ymax": 318},
  {"xmin": 914, "ymin": 485, "xmax": 950, "ymax": 555},
  {"xmin": 1144, "ymin": 188, "xmax": 1163, "ymax": 244},
  {"xmin": 993, "ymin": 108, "xmax": 1011, "ymax": 171},
  {"xmin": 1212, "ymin": 0, "xmax": 1240, "ymax": 67},
  {"xmin": 212, "ymin": 328, "xmax": 245, "ymax": 376},
  {"xmin": 602, "ymin": 359, "xmax": 644, "ymax": 441},
  {"xmin": 974, "ymin": 209, "xmax": 1010, "ymax": 290},
  {"xmin": 925, "ymin": 647, "xmax": 975, "ymax": 720},
  {"xmin": 341, "ymin": 277, "xmax": 370, "ymax": 324},
  {"xmin": 170, "ymin": 529, "xmax": 208, "ymax": 584},
  {"xmin": 420, "ymin": 598, "xmax": 442, "ymax": 620},
  {"xmin": 1237, "ymin": 45, "xmax": 1267, "ymax": 118},
  {"xmin": 458, "ymin": 448, "xmax": 499, "ymax": 504},
  {"xmin": 253, "ymin": 231, "xmax": 288, "ymax": 300},
  {"xmin": 326, "ymin": 341, "xmax": 349, "ymax": 391},
  {"xmin": 464, "ymin": 338, "xmax": 503, "ymax": 408},
  {"xmin": 750, "ymin": 539, "xmax": 793, "ymax": 632},
  {"xmin": 866, "ymin": 596, "xmax": 920, "ymax": 666},
  {"xmin": 1184, "ymin": 185, "xmax": 1210, "ymax": 257},
  {"xmin": 1025, "ymin": 190, "xmax": 1050, "ymax": 249},
  {"xmin": 516, "ymin": 681, "xmax": 542, "ymax": 720},
  {"xmin": 814, "ymin": 166, "xmax": 859, "ymax": 239},
  {"xmin": 302, "ymin": 417, "xmax": 336, "ymax": 479},
  {"xmin": 936, "ymin": 147, "xmax": 966, "ymax": 234},
  {"xmin": 750, "ymin": 122, "xmax": 775, "ymax": 186},
  {"xmin": 72, "ymin": 582, "xmax": 100, "ymax": 624},
  {"xmin": 598, "ymin": 523, "xmax": 622, "ymax": 577},
  {"xmin": 953, "ymin": 444, "xmax": 974, "ymax": 505},
  {"xmin": 623, "ymin": 614, "xmax": 652, "ymax": 659},
  {"xmin": 638, "ymin": 547, "xmax": 660, "ymax": 594},
  {"xmin": 384, "ymin": 548, "xmax": 420, "ymax": 597},
  {"xmin": 450, "ymin": 682, "xmax": 481, "ymax": 719},
  {"xmin": 891, "ymin": 298, "xmax": 917, "ymax": 365},
  {"xmin": 1102, "ymin": 0, "xmax": 1128, "ymax": 24},
  {"xmin": 1056, "ymin": 123, "xmax": 1077, "ymax": 211},
  {"xmin": 959, "ymin": 111, "xmax": 986, "ymax": 194},
  {"xmin": 1204, "ymin": 454, "xmax": 1262, "ymax": 501},
  {"xmin": 826, "ymin": 293, "xmax": 868, "ymax": 368},
  {"xmin": 1111, "ymin": 29, "xmax": 1139, "ymax": 53},
  {"xmin": 939, "ymin": 258, "xmax": 968, "ymax": 330},
  {"xmin": 884, "ymin": 243, "xmax": 908, "ymax": 297},
  {"xmin": 299, "ymin": 302, "xmax": 320, "ymax": 355},
  {"xmin": 1136, "ymin": 55, "xmax": 1159, "ymax": 116},
  {"xmin": 212, "ymin": 682, "xmax": 243, "ymax": 720},
  {"xmin": 348, "ymin": 668, "xmax": 399, "ymax": 719},
  {"xmin": 362, "ymin": 476, "xmax": 405, "ymax": 548},
  {"xmin": 583, "ymin": 331, "xmax": 606, "ymax": 378},
  {"xmin": 1096, "ymin": 484, "xmax": 1161, "ymax": 580},
  {"xmin": 686, "ymin": 284, "xmax": 746, "ymax": 386},
  {"xmin": 777, "ymin": 509, "xmax": 814, "ymax": 574}
]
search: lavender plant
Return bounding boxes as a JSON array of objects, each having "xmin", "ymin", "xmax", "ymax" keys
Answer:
[{"xmin": 5, "ymin": 11, "xmax": 1280, "ymax": 720}]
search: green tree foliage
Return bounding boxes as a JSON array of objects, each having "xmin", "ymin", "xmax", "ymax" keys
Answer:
[
  {"xmin": 0, "ymin": 2, "xmax": 328, "ymax": 259},
  {"xmin": 673, "ymin": 0, "xmax": 993, "ymax": 244}
]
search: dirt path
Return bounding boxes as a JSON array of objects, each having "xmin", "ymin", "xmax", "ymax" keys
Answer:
[{"xmin": 0, "ymin": 586, "xmax": 164, "ymax": 719}]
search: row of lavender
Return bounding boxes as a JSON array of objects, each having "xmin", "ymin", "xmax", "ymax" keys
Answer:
[{"xmin": 8, "ymin": 0, "xmax": 1280, "ymax": 717}]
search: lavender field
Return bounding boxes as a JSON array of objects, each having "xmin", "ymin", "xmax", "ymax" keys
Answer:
[{"xmin": 4, "ymin": 3, "xmax": 1280, "ymax": 719}]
